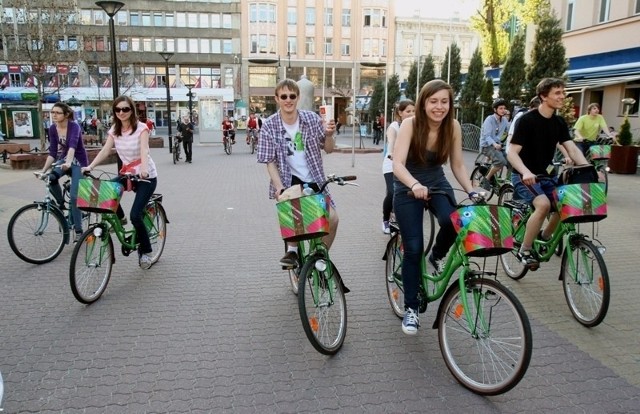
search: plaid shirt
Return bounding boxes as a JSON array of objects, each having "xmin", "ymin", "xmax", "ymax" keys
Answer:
[{"xmin": 257, "ymin": 109, "xmax": 328, "ymax": 199}]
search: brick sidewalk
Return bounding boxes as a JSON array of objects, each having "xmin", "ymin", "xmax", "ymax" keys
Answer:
[{"xmin": 0, "ymin": 145, "xmax": 639, "ymax": 412}]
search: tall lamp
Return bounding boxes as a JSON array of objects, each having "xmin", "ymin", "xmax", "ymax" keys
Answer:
[
  {"xmin": 96, "ymin": 1, "xmax": 125, "ymax": 101},
  {"xmin": 185, "ymin": 83, "xmax": 195, "ymax": 124},
  {"xmin": 362, "ymin": 60, "xmax": 388, "ymax": 148},
  {"xmin": 159, "ymin": 51, "xmax": 174, "ymax": 153}
]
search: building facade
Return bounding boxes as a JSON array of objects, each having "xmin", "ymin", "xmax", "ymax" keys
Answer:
[
  {"xmin": 1, "ymin": 0, "xmax": 242, "ymax": 142},
  {"xmin": 550, "ymin": 0, "xmax": 640, "ymax": 134}
]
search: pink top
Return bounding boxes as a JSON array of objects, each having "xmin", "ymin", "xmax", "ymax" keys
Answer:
[{"xmin": 109, "ymin": 121, "xmax": 157, "ymax": 178}]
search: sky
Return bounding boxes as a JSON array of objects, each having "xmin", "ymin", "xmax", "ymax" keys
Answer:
[{"xmin": 394, "ymin": 0, "xmax": 481, "ymax": 20}]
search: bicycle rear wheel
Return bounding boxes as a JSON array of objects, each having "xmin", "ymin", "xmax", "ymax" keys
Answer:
[
  {"xmin": 438, "ymin": 277, "xmax": 532, "ymax": 395},
  {"xmin": 561, "ymin": 237, "xmax": 610, "ymax": 327},
  {"xmin": 144, "ymin": 201, "xmax": 168, "ymax": 265},
  {"xmin": 471, "ymin": 165, "xmax": 494, "ymax": 201},
  {"xmin": 384, "ymin": 233, "xmax": 404, "ymax": 318},
  {"xmin": 298, "ymin": 257, "xmax": 347, "ymax": 355},
  {"xmin": 8, "ymin": 203, "xmax": 66, "ymax": 264},
  {"xmin": 70, "ymin": 226, "xmax": 114, "ymax": 304}
]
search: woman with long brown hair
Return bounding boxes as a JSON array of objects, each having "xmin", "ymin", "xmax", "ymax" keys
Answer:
[{"xmin": 392, "ymin": 80, "xmax": 477, "ymax": 335}]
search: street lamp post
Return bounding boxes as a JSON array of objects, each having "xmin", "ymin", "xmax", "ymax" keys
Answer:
[
  {"xmin": 185, "ymin": 83, "xmax": 195, "ymax": 124},
  {"xmin": 159, "ymin": 52, "xmax": 174, "ymax": 153},
  {"xmin": 96, "ymin": 1, "xmax": 125, "ymax": 101}
]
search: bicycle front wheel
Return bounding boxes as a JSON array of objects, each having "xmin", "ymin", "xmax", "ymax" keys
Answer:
[
  {"xmin": 385, "ymin": 233, "xmax": 405, "ymax": 318},
  {"xmin": 438, "ymin": 277, "xmax": 532, "ymax": 395},
  {"xmin": 298, "ymin": 257, "xmax": 347, "ymax": 355},
  {"xmin": 561, "ymin": 238, "xmax": 610, "ymax": 327},
  {"xmin": 8, "ymin": 203, "xmax": 66, "ymax": 264},
  {"xmin": 144, "ymin": 201, "xmax": 168, "ymax": 265},
  {"xmin": 471, "ymin": 165, "xmax": 494, "ymax": 201},
  {"xmin": 70, "ymin": 226, "xmax": 114, "ymax": 304},
  {"xmin": 224, "ymin": 138, "xmax": 232, "ymax": 155}
]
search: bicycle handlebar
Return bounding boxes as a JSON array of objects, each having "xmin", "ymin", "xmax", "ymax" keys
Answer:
[
  {"xmin": 318, "ymin": 174, "xmax": 358, "ymax": 193},
  {"xmin": 407, "ymin": 187, "xmax": 486, "ymax": 206}
]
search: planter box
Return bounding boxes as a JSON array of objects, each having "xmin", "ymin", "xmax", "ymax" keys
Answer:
[
  {"xmin": 149, "ymin": 137, "xmax": 164, "ymax": 148},
  {"xmin": 609, "ymin": 145, "xmax": 639, "ymax": 174}
]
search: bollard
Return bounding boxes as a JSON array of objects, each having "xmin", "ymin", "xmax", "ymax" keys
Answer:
[{"xmin": 169, "ymin": 135, "xmax": 173, "ymax": 153}]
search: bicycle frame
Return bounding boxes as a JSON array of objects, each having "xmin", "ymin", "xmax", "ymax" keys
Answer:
[{"xmin": 298, "ymin": 237, "xmax": 338, "ymax": 305}]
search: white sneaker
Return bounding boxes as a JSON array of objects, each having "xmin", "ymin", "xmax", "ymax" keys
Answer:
[
  {"xmin": 402, "ymin": 308, "xmax": 420, "ymax": 335},
  {"xmin": 382, "ymin": 221, "xmax": 390, "ymax": 234},
  {"xmin": 139, "ymin": 253, "xmax": 153, "ymax": 270}
]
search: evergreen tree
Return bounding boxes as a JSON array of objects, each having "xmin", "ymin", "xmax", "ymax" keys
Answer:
[
  {"xmin": 480, "ymin": 78, "xmax": 495, "ymax": 125},
  {"xmin": 406, "ymin": 60, "xmax": 419, "ymax": 101},
  {"xmin": 386, "ymin": 73, "xmax": 402, "ymax": 120},
  {"xmin": 459, "ymin": 48, "xmax": 485, "ymax": 125},
  {"xmin": 441, "ymin": 43, "xmax": 462, "ymax": 96},
  {"xmin": 498, "ymin": 31, "xmax": 527, "ymax": 109},
  {"xmin": 525, "ymin": 9, "xmax": 568, "ymax": 101},
  {"xmin": 419, "ymin": 54, "xmax": 436, "ymax": 90},
  {"xmin": 369, "ymin": 79, "xmax": 385, "ymax": 119}
]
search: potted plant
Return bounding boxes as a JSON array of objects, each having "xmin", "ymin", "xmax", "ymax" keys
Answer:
[{"xmin": 609, "ymin": 116, "xmax": 639, "ymax": 174}]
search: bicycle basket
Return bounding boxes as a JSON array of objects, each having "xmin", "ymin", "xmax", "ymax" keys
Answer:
[
  {"xmin": 553, "ymin": 183, "xmax": 607, "ymax": 223},
  {"xmin": 276, "ymin": 194, "xmax": 331, "ymax": 242},
  {"xmin": 450, "ymin": 205, "xmax": 514, "ymax": 257},
  {"xmin": 589, "ymin": 145, "xmax": 611, "ymax": 160},
  {"xmin": 77, "ymin": 178, "xmax": 123, "ymax": 213}
]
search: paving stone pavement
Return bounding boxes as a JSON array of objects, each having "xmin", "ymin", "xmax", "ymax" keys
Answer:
[{"xmin": 1, "ymin": 133, "xmax": 639, "ymax": 413}]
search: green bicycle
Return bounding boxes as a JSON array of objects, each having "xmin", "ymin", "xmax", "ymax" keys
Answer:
[
  {"xmin": 498, "ymin": 172, "xmax": 610, "ymax": 327},
  {"xmin": 383, "ymin": 190, "xmax": 532, "ymax": 395},
  {"xmin": 279, "ymin": 174, "xmax": 357, "ymax": 355},
  {"xmin": 69, "ymin": 173, "xmax": 169, "ymax": 304},
  {"xmin": 470, "ymin": 153, "xmax": 513, "ymax": 202}
]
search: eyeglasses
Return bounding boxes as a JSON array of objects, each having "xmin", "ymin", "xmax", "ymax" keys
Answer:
[
  {"xmin": 114, "ymin": 107, "xmax": 132, "ymax": 113},
  {"xmin": 278, "ymin": 94, "xmax": 297, "ymax": 101},
  {"xmin": 50, "ymin": 111, "xmax": 64, "ymax": 115}
]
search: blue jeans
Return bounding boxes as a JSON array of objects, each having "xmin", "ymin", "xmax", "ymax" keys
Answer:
[
  {"xmin": 115, "ymin": 177, "xmax": 157, "ymax": 255},
  {"xmin": 393, "ymin": 186, "xmax": 457, "ymax": 311},
  {"xmin": 49, "ymin": 162, "xmax": 84, "ymax": 234}
]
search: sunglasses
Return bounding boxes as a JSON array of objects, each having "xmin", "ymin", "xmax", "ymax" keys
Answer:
[
  {"xmin": 278, "ymin": 94, "xmax": 297, "ymax": 101},
  {"xmin": 50, "ymin": 111, "xmax": 64, "ymax": 115},
  {"xmin": 114, "ymin": 107, "xmax": 132, "ymax": 113}
]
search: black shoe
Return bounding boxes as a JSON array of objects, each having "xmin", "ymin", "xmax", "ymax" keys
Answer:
[
  {"xmin": 280, "ymin": 251, "xmax": 298, "ymax": 268},
  {"xmin": 73, "ymin": 232, "xmax": 82, "ymax": 243},
  {"xmin": 516, "ymin": 249, "xmax": 539, "ymax": 270}
]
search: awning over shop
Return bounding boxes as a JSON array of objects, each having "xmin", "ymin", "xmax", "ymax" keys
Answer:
[{"xmin": 565, "ymin": 74, "xmax": 640, "ymax": 94}]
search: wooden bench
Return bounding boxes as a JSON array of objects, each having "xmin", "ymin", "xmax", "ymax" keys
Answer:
[{"xmin": 9, "ymin": 153, "xmax": 34, "ymax": 169}]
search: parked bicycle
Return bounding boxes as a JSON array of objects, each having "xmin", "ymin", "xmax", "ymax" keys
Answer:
[
  {"xmin": 498, "ymin": 167, "xmax": 610, "ymax": 327},
  {"xmin": 69, "ymin": 172, "xmax": 168, "ymax": 304},
  {"xmin": 277, "ymin": 174, "xmax": 357, "ymax": 355},
  {"xmin": 7, "ymin": 171, "xmax": 92, "ymax": 264},
  {"xmin": 223, "ymin": 130, "xmax": 234, "ymax": 155},
  {"xmin": 383, "ymin": 189, "xmax": 532, "ymax": 395},
  {"xmin": 172, "ymin": 136, "xmax": 182, "ymax": 164},
  {"xmin": 247, "ymin": 128, "xmax": 258, "ymax": 154}
]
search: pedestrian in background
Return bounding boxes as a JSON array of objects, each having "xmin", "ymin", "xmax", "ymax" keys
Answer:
[{"xmin": 180, "ymin": 116, "xmax": 194, "ymax": 163}]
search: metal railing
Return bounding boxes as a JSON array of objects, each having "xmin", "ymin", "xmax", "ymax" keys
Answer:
[{"xmin": 461, "ymin": 123, "xmax": 481, "ymax": 152}]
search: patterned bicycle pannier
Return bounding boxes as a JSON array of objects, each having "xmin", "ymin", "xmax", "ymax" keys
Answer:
[
  {"xmin": 276, "ymin": 194, "xmax": 331, "ymax": 242},
  {"xmin": 553, "ymin": 183, "xmax": 607, "ymax": 223},
  {"xmin": 77, "ymin": 178, "xmax": 123, "ymax": 213},
  {"xmin": 450, "ymin": 205, "xmax": 514, "ymax": 257}
]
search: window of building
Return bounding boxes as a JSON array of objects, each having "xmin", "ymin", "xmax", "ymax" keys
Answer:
[
  {"xmin": 259, "ymin": 35, "xmax": 267, "ymax": 53},
  {"xmin": 10, "ymin": 73, "xmax": 22, "ymax": 87},
  {"xmin": 250, "ymin": 35, "xmax": 258, "ymax": 53},
  {"xmin": 120, "ymin": 39, "xmax": 129, "ymax": 51},
  {"xmin": 335, "ymin": 68, "xmax": 352, "ymax": 89},
  {"xmin": 363, "ymin": 38, "xmax": 371, "ymax": 57},
  {"xmin": 364, "ymin": 10, "xmax": 371, "ymax": 27},
  {"xmin": 177, "ymin": 12, "xmax": 187, "ymax": 27},
  {"xmin": 68, "ymin": 36, "xmax": 77, "ymax": 50},
  {"xmin": 623, "ymin": 85, "xmax": 640, "ymax": 116},
  {"xmin": 223, "ymin": 39, "xmax": 232, "ymax": 54},
  {"xmin": 155, "ymin": 39, "xmax": 164, "ymax": 52},
  {"xmin": 598, "ymin": 0, "xmax": 610, "ymax": 23},
  {"xmin": 566, "ymin": 0, "xmax": 575, "ymax": 30},
  {"xmin": 166, "ymin": 39, "xmax": 175, "ymax": 53},
  {"xmin": 80, "ymin": 10, "xmax": 91, "ymax": 25},
  {"xmin": 305, "ymin": 37, "xmax": 315, "ymax": 55},
  {"xmin": 177, "ymin": 38, "xmax": 187, "ymax": 53},
  {"xmin": 224, "ymin": 67, "xmax": 234, "ymax": 88},
  {"xmin": 199, "ymin": 14, "xmax": 208, "ymax": 28},
  {"xmin": 84, "ymin": 38, "xmax": 93, "ymax": 51},
  {"xmin": 223, "ymin": 14, "xmax": 231, "ymax": 28},
  {"xmin": 325, "ymin": 8, "xmax": 333, "ymax": 26},
  {"xmin": 141, "ymin": 12, "xmax": 151, "ymax": 26},
  {"xmin": 116, "ymin": 10, "xmax": 127, "ymax": 26},
  {"xmin": 208, "ymin": 13, "xmax": 219, "ymax": 28},
  {"xmin": 3, "ymin": 8, "xmax": 14, "ymax": 24},
  {"xmin": 212, "ymin": 39, "xmax": 221, "ymax": 54},
  {"xmin": 153, "ymin": 12, "xmax": 163, "ymax": 26},
  {"xmin": 189, "ymin": 38, "xmax": 198, "ymax": 53},
  {"xmin": 130, "ymin": 12, "xmax": 139, "ymax": 26},
  {"xmin": 288, "ymin": 37, "xmax": 297, "ymax": 54},
  {"xmin": 96, "ymin": 38, "xmax": 105, "ymax": 51},
  {"xmin": 200, "ymin": 39, "xmax": 210, "ymax": 53},
  {"xmin": 325, "ymin": 38, "xmax": 333, "ymax": 55},
  {"xmin": 342, "ymin": 9, "xmax": 351, "ymax": 27},
  {"xmin": 94, "ymin": 10, "xmax": 105, "ymax": 25},
  {"xmin": 142, "ymin": 38, "xmax": 151, "ymax": 52},
  {"xmin": 636, "ymin": 0, "xmax": 640, "ymax": 14},
  {"xmin": 249, "ymin": 4, "xmax": 257, "ymax": 22},
  {"xmin": 166, "ymin": 13, "xmax": 174, "ymax": 26},
  {"xmin": 188, "ymin": 13, "xmax": 198, "ymax": 27},
  {"xmin": 156, "ymin": 75, "xmax": 166, "ymax": 88},
  {"xmin": 287, "ymin": 7, "xmax": 296, "ymax": 25},
  {"xmin": 58, "ymin": 37, "xmax": 67, "ymax": 51},
  {"xmin": 131, "ymin": 37, "xmax": 141, "ymax": 52},
  {"xmin": 249, "ymin": 66, "xmax": 277, "ymax": 88},
  {"xmin": 341, "ymin": 42, "xmax": 350, "ymax": 57},
  {"xmin": 306, "ymin": 7, "xmax": 315, "ymax": 25}
]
